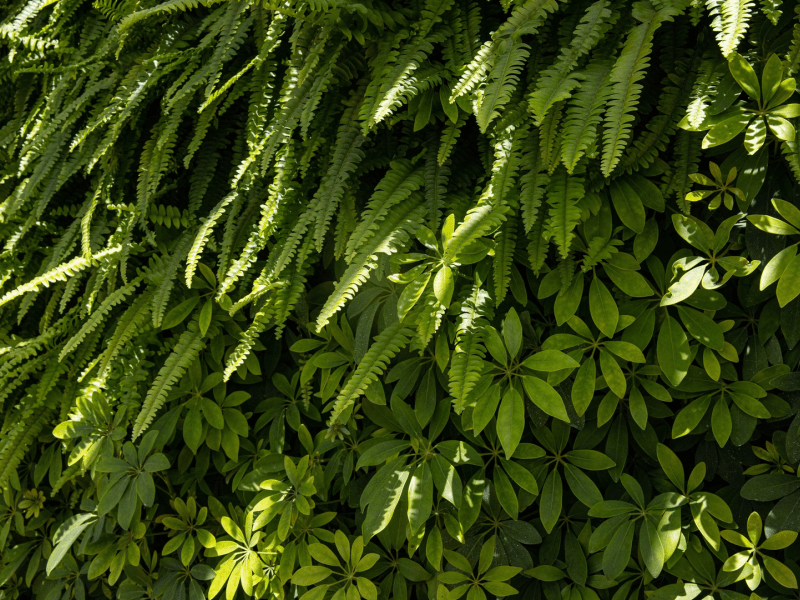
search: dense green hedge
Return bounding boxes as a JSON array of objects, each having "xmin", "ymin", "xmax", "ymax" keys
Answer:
[{"xmin": 3, "ymin": 0, "xmax": 800, "ymax": 599}]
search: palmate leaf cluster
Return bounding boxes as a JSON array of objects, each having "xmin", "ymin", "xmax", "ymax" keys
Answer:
[{"xmin": 5, "ymin": 0, "xmax": 800, "ymax": 599}]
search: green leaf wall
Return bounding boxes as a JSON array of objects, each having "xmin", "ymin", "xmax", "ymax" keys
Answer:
[{"xmin": 2, "ymin": 0, "xmax": 800, "ymax": 599}]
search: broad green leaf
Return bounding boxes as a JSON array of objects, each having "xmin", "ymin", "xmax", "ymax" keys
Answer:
[
  {"xmin": 590, "ymin": 277, "xmax": 618, "ymax": 339},
  {"xmin": 603, "ymin": 519, "xmax": 635, "ymax": 580},
  {"xmin": 523, "ymin": 350, "xmax": 580, "ymax": 372},
  {"xmin": 609, "ymin": 179, "xmax": 645, "ymax": 233},
  {"xmin": 677, "ymin": 306, "xmax": 724, "ymax": 351},
  {"xmin": 540, "ymin": 469, "xmax": 563, "ymax": 534},
  {"xmin": 503, "ymin": 308, "xmax": 522, "ymax": 357},
  {"xmin": 729, "ymin": 53, "xmax": 760, "ymax": 100},
  {"xmin": 293, "ymin": 566, "xmax": 334, "ymax": 586},
  {"xmin": 777, "ymin": 255, "xmax": 800, "ymax": 307},
  {"xmin": 672, "ymin": 395, "xmax": 712, "ymax": 438},
  {"xmin": 658, "ymin": 316, "xmax": 691, "ymax": 386},
  {"xmin": 496, "ymin": 388, "xmax": 524, "ymax": 458},
  {"xmin": 522, "ymin": 376, "xmax": 569, "ymax": 422},
  {"xmin": 571, "ymin": 358, "xmax": 596, "ymax": 417}
]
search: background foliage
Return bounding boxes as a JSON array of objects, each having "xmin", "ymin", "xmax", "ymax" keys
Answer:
[{"xmin": 4, "ymin": 0, "xmax": 800, "ymax": 599}]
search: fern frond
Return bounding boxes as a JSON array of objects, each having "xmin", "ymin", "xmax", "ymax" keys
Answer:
[
  {"xmin": 224, "ymin": 300, "xmax": 275, "ymax": 381},
  {"xmin": 0, "ymin": 245, "xmax": 121, "ymax": 310},
  {"xmin": 312, "ymin": 104, "xmax": 366, "ymax": 252},
  {"xmin": 438, "ymin": 113, "xmax": 467, "ymax": 166},
  {"xmin": 519, "ymin": 128, "xmax": 550, "ymax": 232},
  {"xmin": 529, "ymin": 0, "xmax": 615, "ymax": 125},
  {"xmin": 151, "ymin": 234, "xmax": 192, "ymax": 328},
  {"xmin": 449, "ymin": 281, "xmax": 492, "ymax": 413},
  {"xmin": 618, "ymin": 51, "xmax": 699, "ymax": 173},
  {"xmin": 58, "ymin": 278, "xmax": 141, "ymax": 362},
  {"xmin": 582, "ymin": 237, "xmax": 623, "ymax": 271},
  {"xmin": 493, "ymin": 215, "xmax": 517, "ymax": 303},
  {"xmin": 708, "ymin": 0, "xmax": 755, "ymax": 57},
  {"xmin": 444, "ymin": 201, "xmax": 508, "ymax": 264},
  {"xmin": 476, "ymin": 39, "xmax": 530, "ymax": 133},
  {"xmin": 185, "ymin": 188, "xmax": 240, "ymax": 288},
  {"xmin": 99, "ymin": 289, "xmax": 154, "ymax": 378},
  {"xmin": 543, "ymin": 166, "xmax": 584, "ymax": 258},
  {"xmin": 329, "ymin": 321, "xmax": 414, "ymax": 425},
  {"xmin": 117, "ymin": 0, "xmax": 208, "ymax": 37},
  {"xmin": 316, "ymin": 196, "xmax": 426, "ymax": 331},
  {"xmin": 561, "ymin": 59, "xmax": 613, "ymax": 173},
  {"xmin": 346, "ymin": 159, "xmax": 424, "ymax": 261},
  {"xmin": 685, "ymin": 58, "xmax": 724, "ymax": 128},
  {"xmin": 132, "ymin": 321, "xmax": 207, "ymax": 440},
  {"xmin": 787, "ymin": 4, "xmax": 800, "ymax": 75},
  {"xmin": 601, "ymin": 3, "xmax": 670, "ymax": 177}
]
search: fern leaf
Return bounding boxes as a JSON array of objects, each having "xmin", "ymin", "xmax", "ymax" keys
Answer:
[
  {"xmin": 444, "ymin": 202, "xmax": 508, "ymax": 264},
  {"xmin": 582, "ymin": 237, "xmax": 623, "ymax": 271},
  {"xmin": 787, "ymin": 4, "xmax": 800, "ymax": 75},
  {"xmin": 329, "ymin": 321, "xmax": 414, "ymax": 426},
  {"xmin": 526, "ymin": 200, "xmax": 550, "ymax": 273},
  {"xmin": 185, "ymin": 188, "xmax": 240, "ymax": 288},
  {"xmin": 316, "ymin": 196, "xmax": 426, "ymax": 331},
  {"xmin": 686, "ymin": 58, "xmax": 724, "ymax": 128},
  {"xmin": 519, "ymin": 128, "xmax": 550, "ymax": 232},
  {"xmin": 438, "ymin": 113, "xmax": 467, "ymax": 165},
  {"xmin": 544, "ymin": 166, "xmax": 584, "ymax": 258},
  {"xmin": 601, "ymin": 3, "xmax": 668, "ymax": 176},
  {"xmin": 477, "ymin": 40, "xmax": 530, "ymax": 132},
  {"xmin": 0, "ymin": 245, "xmax": 121, "ymax": 310},
  {"xmin": 425, "ymin": 143, "xmax": 449, "ymax": 231},
  {"xmin": 224, "ymin": 300, "xmax": 275, "ymax": 381},
  {"xmin": 132, "ymin": 321, "xmax": 206, "ymax": 440},
  {"xmin": 618, "ymin": 51, "xmax": 699, "ymax": 173},
  {"xmin": 345, "ymin": 159, "xmax": 424, "ymax": 261},
  {"xmin": 449, "ymin": 281, "xmax": 492, "ymax": 413},
  {"xmin": 493, "ymin": 215, "xmax": 517, "ymax": 303},
  {"xmin": 312, "ymin": 104, "xmax": 366, "ymax": 252},
  {"xmin": 151, "ymin": 233, "xmax": 192, "ymax": 328},
  {"xmin": 529, "ymin": 0, "xmax": 615, "ymax": 125},
  {"xmin": 561, "ymin": 59, "xmax": 614, "ymax": 172},
  {"xmin": 99, "ymin": 290, "xmax": 154, "ymax": 378},
  {"xmin": 59, "ymin": 278, "xmax": 141, "ymax": 362},
  {"xmin": 709, "ymin": 0, "xmax": 755, "ymax": 57}
]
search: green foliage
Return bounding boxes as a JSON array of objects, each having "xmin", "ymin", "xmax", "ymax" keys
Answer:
[{"xmin": 3, "ymin": 1, "xmax": 800, "ymax": 600}]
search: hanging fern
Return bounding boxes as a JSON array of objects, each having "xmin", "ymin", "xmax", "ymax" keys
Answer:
[
  {"xmin": 708, "ymin": 0, "xmax": 755, "ymax": 57},
  {"xmin": 544, "ymin": 166, "xmax": 584, "ymax": 258},
  {"xmin": 529, "ymin": 0, "xmax": 615, "ymax": 125},
  {"xmin": 601, "ymin": 2, "xmax": 671, "ymax": 177}
]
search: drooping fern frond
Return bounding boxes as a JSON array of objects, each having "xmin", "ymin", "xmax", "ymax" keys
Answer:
[
  {"xmin": 58, "ymin": 278, "xmax": 141, "ymax": 362},
  {"xmin": 316, "ymin": 196, "xmax": 426, "ymax": 331},
  {"xmin": 476, "ymin": 39, "xmax": 530, "ymax": 132},
  {"xmin": 560, "ymin": 59, "xmax": 614, "ymax": 172},
  {"xmin": 0, "ymin": 245, "xmax": 121, "ymax": 311},
  {"xmin": 708, "ymin": 0, "xmax": 755, "ymax": 57},
  {"xmin": 519, "ymin": 128, "xmax": 550, "ymax": 232},
  {"xmin": 328, "ymin": 320, "xmax": 414, "ymax": 426},
  {"xmin": 132, "ymin": 320, "xmax": 207, "ymax": 440},
  {"xmin": 451, "ymin": 0, "xmax": 559, "ymax": 103},
  {"xmin": 601, "ymin": 2, "xmax": 673, "ymax": 177},
  {"xmin": 528, "ymin": 0, "xmax": 615, "ymax": 125},
  {"xmin": 685, "ymin": 57, "xmax": 724, "ymax": 128},
  {"xmin": 312, "ymin": 102, "xmax": 366, "ymax": 252},
  {"xmin": 543, "ymin": 165, "xmax": 584, "ymax": 258},
  {"xmin": 787, "ymin": 4, "xmax": 800, "ymax": 75},
  {"xmin": 449, "ymin": 279, "xmax": 492, "ymax": 413},
  {"xmin": 618, "ymin": 50, "xmax": 699, "ymax": 172},
  {"xmin": 98, "ymin": 289, "xmax": 154, "ymax": 378},
  {"xmin": 493, "ymin": 214, "xmax": 517, "ymax": 303},
  {"xmin": 345, "ymin": 159, "xmax": 424, "ymax": 261}
]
